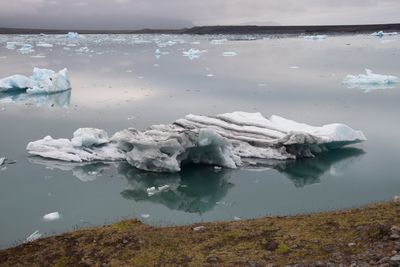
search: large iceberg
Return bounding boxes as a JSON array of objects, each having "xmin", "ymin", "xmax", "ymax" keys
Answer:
[
  {"xmin": 343, "ymin": 69, "xmax": 399, "ymax": 92},
  {"xmin": 27, "ymin": 112, "xmax": 366, "ymax": 173},
  {"xmin": 0, "ymin": 68, "xmax": 71, "ymax": 94}
]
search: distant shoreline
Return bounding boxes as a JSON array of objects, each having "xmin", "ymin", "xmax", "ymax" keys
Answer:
[{"xmin": 1, "ymin": 23, "xmax": 400, "ymax": 35}]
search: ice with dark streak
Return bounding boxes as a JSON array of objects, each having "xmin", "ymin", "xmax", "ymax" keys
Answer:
[{"xmin": 26, "ymin": 112, "xmax": 366, "ymax": 173}]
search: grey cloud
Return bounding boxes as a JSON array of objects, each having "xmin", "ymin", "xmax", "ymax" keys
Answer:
[{"xmin": 0, "ymin": 0, "xmax": 399, "ymax": 29}]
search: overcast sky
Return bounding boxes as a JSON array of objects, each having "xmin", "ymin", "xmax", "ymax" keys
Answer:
[{"xmin": 1, "ymin": 0, "xmax": 399, "ymax": 30}]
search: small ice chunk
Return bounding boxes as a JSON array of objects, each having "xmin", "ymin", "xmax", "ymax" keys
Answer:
[
  {"xmin": 0, "ymin": 157, "xmax": 5, "ymax": 166},
  {"xmin": 193, "ymin": 226, "xmax": 206, "ymax": 232},
  {"xmin": 183, "ymin": 48, "xmax": 207, "ymax": 60},
  {"xmin": 36, "ymin": 43, "xmax": 53, "ymax": 48},
  {"xmin": 6, "ymin": 42, "xmax": 17, "ymax": 49},
  {"xmin": 289, "ymin": 66, "xmax": 299, "ymax": 69},
  {"xmin": 141, "ymin": 214, "xmax": 150, "ymax": 218},
  {"xmin": 222, "ymin": 52, "xmax": 237, "ymax": 57},
  {"xmin": 146, "ymin": 187, "xmax": 157, "ymax": 196},
  {"xmin": 25, "ymin": 230, "xmax": 42, "ymax": 242},
  {"xmin": 371, "ymin": 31, "xmax": 398, "ymax": 37},
  {"xmin": 158, "ymin": 185, "xmax": 170, "ymax": 192},
  {"xmin": 66, "ymin": 32, "xmax": 79, "ymax": 39},
  {"xmin": 234, "ymin": 216, "xmax": 241, "ymax": 221},
  {"xmin": 303, "ymin": 35, "xmax": 328, "ymax": 40},
  {"xmin": 343, "ymin": 69, "xmax": 399, "ymax": 92},
  {"xmin": 206, "ymin": 74, "xmax": 214, "ymax": 77},
  {"xmin": 43, "ymin": 211, "xmax": 61, "ymax": 221},
  {"xmin": 18, "ymin": 44, "xmax": 34, "ymax": 54},
  {"xmin": 211, "ymin": 39, "xmax": 227, "ymax": 45}
]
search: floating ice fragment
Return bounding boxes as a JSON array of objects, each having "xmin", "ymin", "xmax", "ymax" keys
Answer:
[
  {"xmin": 43, "ymin": 211, "xmax": 61, "ymax": 221},
  {"xmin": 146, "ymin": 187, "xmax": 157, "ymax": 196},
  {"xmin": 18, "ymin": 44, "xmax": 34, "ymax": 54},
  {"xmin": 0, "ymin": 68, "xmax": 71, "ymax": 94},
  {"xmin": 206, "ymin": 74, "xmax": 214, "ymax": 77},
  {"xmin": 234, "ymin": 216, "xmax": 241, "ymax": 221},
  {"xmin": 36, "ymin": 43, "xmax": 53, "ymax": 48},
  {"xmin": 222, "ymin": 52, "xmax": 237, "ymax": 57},
  {"xmin": 343, "ymin": 69, "xmax": 399, "ymax": 92},
  {"xmin": 6, "ymin": 42, "xmax": 17, "ymax": 49},
  {"xmin": 289, "ymin": 66, "xmax": 299, "ymax": 69},
  {"xmin": 158, "ymin": 185, "xmax": 170, "ymax": 192},
  {"xmin": 66, "ymin": 32, "xmax": 79, "ymax": 39},
  {"xmin": 193, "ymin": 226, "xmax": 206, "ymax": 232},
  {"xmin": 25, "ymin": 230, "xmax": 42, "ymax": 242},
  {"xmin": 27, "ymin": 112, "xmax": 366, "ymax": 173},
  {"xmin": 30, "ymin": 54, "xmax": 46, "ymax": 58},
  {"xmin": 371, "ymin": 31, "xmax": 398, "ymax": 38},
  {"xmin": 0, "ymin": 157, "xmax": 5, "ymax": 166},
  {"xmin": 303, "ymin": 35, "xmax": 328, "ymax": 40},
  {"xmin": 183, "ymin": 48, "xmax": 207, "ymax": 60},
  {"xmin": 141, "ymin": 214, "xmax": 150, "ymax": 218},
  {"xmin": 211, "ymin": 39, "xmax": 227, "ymax": 45}
]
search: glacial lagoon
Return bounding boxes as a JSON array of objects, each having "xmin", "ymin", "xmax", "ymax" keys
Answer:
[{"xmin": 0, "ymin": 33, "xmax": 399, "ymax": 248}]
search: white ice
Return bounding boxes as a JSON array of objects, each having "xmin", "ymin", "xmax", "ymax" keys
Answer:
[
  {"xmin": 43, "ymin": 211, "xmax": 61, "ymax": 221},
  {"xmin": 222, "ymin": 52, "xmax": 237, "ymax": 57},
  {"xmin": 18, "ymin": 44, "xmax": 34, "ymax": 54},
  {"xmin": 0, "ymin": 157, "xmax": 5, "ymax": 166},
  {"xmin": 343, "ymin": 69, "xmax": 399, "ymax": 92},
  {"xmin": 303, "ymin": 35, "xmax": 328, "ymax": 40},
  {"xmin": 183, "ymin": 48, "xmax": 207, "ymax": 60},
  {"xmin": 27, "ymin": 112, "xmax": 366, "ymax": 173},
  {"xmin": 371, "ymin": 31, "xmax": 398, "ymax": 37},
  {"xmin": 36, "ymin": 43, "xmax": 53, "ymax": 48},
  {"xmin": 66, "ymin": 32, "xmax": 79, "ymax": 39},
  {"xmin": 25, "ymin": 230, "xmax": 42, "ymax": 242},
  {"xmin": 0, "ymin": 68, "xmax": 71, "ymax": 94}
]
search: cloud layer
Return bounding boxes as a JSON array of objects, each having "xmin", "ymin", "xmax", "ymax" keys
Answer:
[{"xmin": 0, "ymin": 0, "xmax": 399, "ymax": 29}]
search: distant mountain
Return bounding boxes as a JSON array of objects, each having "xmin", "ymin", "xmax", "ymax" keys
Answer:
[{"xmin": 0, "ymin": 15, "xmax": 194, "ymax": 30}]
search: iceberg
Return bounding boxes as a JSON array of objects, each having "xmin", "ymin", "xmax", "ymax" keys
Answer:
[
  {"xmin": 303, "ymin": 35, "xmax": 328, "ymax": 40},
  {"xmin": 0, "ymin": 68, "xmax": 71, "ymax": 94},
  {"xmin": 27, "ymin": 112, "xmax": 366, "ymax": 173},
  {"xmin": 343, "ymin": 69, "xmax": 399, "ymax": 92},
  {"xmin": 43, "ymin": 211, "xmax": 61, "ymax": 221},
  {"xmin": 183, "ymin": 48, "xmax": 207, "ymax": 60},
  {"xmin": 66, "ymin": 32, "xmax": 79, "ymax": 39}
]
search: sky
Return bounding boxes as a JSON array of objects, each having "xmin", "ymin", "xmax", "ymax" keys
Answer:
[{"xmin": 0, "ymin": 0, "xmax": 399, "ymax": 30}]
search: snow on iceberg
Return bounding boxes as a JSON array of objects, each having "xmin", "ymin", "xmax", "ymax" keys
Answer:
[
  {"xmin": 27, "ymin": 112, "xmax": 366, "ymax": 173},
  {"xmin": 0, "ymin": 68, "xmax": 71, "ymax": 94},
  {"xmin": 343, "ymin": 69, "xmax": 399, "ymax": 92}
]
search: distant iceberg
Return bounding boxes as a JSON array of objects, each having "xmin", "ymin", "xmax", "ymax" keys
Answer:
[
  {"xmin": 371, "ymin": 31, "xmax": 398, "ymax": 38},
  {"xmin": 343, "ymin": 69, "xmax": 399, "ymax": 92},
  {"xmin": 303, "ymin": 35, "xmax": 328, "ymax": 40},
  {"xmin": 27, "ymin": 112, "xmax": 366, "ymax": 173},
  {"xmin": 66, "ymin": 32, "xmax": 79, "ymax": 39},
  {"xmin": 0, "ymin": 68, "xmax": 71, "ymax": 94},
  {"xmin": 183, "ymin": 48, "xmax": 207, "ymax": 60}
]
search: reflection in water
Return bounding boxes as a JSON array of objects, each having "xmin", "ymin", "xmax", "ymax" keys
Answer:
[
  {"xmin": 28, "ymin": 147, "xmax": 364, "ymax": 212},
  {"xmin": 119, "ymin": 163, "xmax": 234, "ymax": 214},
  {"xmin": 268, "ymin": 148, "xmax": 365, "ymax": 187},
  {"xmin": 0, "ymin": 90, "xmax": 71, "ymax": 108}
]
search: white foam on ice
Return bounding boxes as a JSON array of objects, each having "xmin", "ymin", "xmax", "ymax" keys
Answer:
[
  {"xmin": 0, "ymin": 68, "xmax": 71, "ymax": 94},
  {"xmin": 27, "ymin": 112, "xmax": 366, "ymax": 173},
  {"xmin": 43, "ymin": 211, "xmax": 61, "ymax": 221},
  {"xmin": 343, "ymin": 69, "xmax": 399, "ymax": 92}
]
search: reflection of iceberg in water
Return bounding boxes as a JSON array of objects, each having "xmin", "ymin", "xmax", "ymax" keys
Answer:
[
  {"xmin": 266, "ymin": 148, "xmax": 365, "ymax": 187},
  {"xmin": 28, "ymin": 157, "xmax": 115, "ymax": 182},
  {"xmin": 119, "ymin": 163, "xmax": 234, "ymax": 214},
  {"xmin": 28, "ymin": 148, "xmax": 364, "ymax": 211},
  {"xmin": 0, "ymin": 90, "xmax": 71, "ymax": 108}
]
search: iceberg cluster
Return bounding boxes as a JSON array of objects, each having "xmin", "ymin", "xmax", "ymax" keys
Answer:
[
  {"xmin": 0, "ymin": 68, "xmax": 71, "ymax": 94},
  {"xmin": 27, "ymin": 112, "xmax": 366, "ymax": 173},
  {"xmin": 343, "ymin": 69, "xmax": 399, "ymax": 92}
]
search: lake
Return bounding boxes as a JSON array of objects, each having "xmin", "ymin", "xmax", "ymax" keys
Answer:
[{"xmin": 0, "ymin": 33, "xmax": 399, "ymax": 248}]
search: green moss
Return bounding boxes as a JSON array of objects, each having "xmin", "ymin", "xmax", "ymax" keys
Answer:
[{"xmin": 277, "ymin": 243, "xmax": 290, "ymax": 254}]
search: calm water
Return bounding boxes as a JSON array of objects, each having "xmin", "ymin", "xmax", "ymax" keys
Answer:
[{"xmin": 0, "ymin": 33, "xmax": 399, "ymax": 248}]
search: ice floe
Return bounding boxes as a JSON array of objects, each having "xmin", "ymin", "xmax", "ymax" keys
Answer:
[
  {"xmin": 303, "ymin": 35, "xmax": 328, "ymax": 40},
  {"xmin": 183, "ymin": 48, "xmax": 207, "ymax": 60},
  {"xmin": 27, "ymin": 112, "xmax": 366, "ymax": 173},
  {"xmin": 18, "ymin": 44, "xmax": 34, "ymax": 54},
  {"xmin": 343, "ymin": 69, "xmax": 399, "ymax": 92},
  {"xmin": 43, "ymin": 211, "xmax": 61, "ymax": 221},
  {"xmin": 0, "ymin": 68, "xmax": 71, "ymax": 94},
  {"xmin": 222, "ymin": 52, "xmax": 237, "ymax": 57}
]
